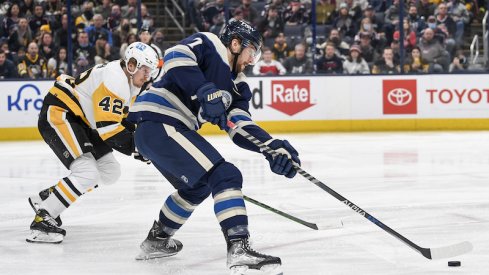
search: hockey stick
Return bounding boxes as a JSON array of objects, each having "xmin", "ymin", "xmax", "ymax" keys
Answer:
[
  {"xmin": 244, "ymin": 195, "xmax": 318, "ymax": 230},
  {"xmin": 227, "ymin": 121, "xmax": 473, "ymax": 260}
]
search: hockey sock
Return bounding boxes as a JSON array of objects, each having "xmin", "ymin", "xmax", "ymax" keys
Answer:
[
  {"xmin": 213, "ymin": 188, "xmax": 249, "ymax": 239},
  {"xmin": 40, "ymin": 177, "xmax": 83, "ymax": 218},
  {"xmin": 159, "ymin": 191, "xmax": 198, "ymax": 236}
]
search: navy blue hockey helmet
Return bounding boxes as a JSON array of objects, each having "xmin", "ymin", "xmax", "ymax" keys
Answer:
[{"xmin": 220, "ymin": 19, "xmax": 263, "ymax": 65}]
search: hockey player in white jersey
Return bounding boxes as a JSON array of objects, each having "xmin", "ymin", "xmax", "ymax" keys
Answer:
[{"xmin": 26, "ymin": 42, "xmax": 159, "ymax": 244}]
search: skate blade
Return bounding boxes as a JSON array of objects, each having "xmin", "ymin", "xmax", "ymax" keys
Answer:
[
  {"xmin": 260, "ymin": 264, "xmax": 283, "ymax": 275},
  {"xmin": 135, "ymin": 251, "xmax": 177, "ymax": 260},
  {"xmin": 26, "ymin": 230, "xmax": 63, "ymax": 244},
  {"xmin": 230, "ymin": 266, "xmax": 249, "ymax": 275}
]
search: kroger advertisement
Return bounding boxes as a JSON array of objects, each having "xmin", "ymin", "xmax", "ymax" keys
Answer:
[
  {"xmin": 0, "ymin": 81, "xmax": 51, "ymax": 128},
  {"xmin": 1, "ymin": 75, "xmax": 489, "ymax": 131}
]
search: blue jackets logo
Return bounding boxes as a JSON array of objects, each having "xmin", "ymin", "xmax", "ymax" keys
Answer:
[{"xmin": 8, "ymin": 84, "xmax": 43, "ymax": 111}]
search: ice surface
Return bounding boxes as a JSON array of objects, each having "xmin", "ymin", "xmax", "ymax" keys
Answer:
[{"xmin": 1, "ymin": 132, "xmax": 487, "ymax": 274}]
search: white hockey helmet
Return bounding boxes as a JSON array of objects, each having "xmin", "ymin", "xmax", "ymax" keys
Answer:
[{"xmin": 124, "ymin": 41, "xmax": 159, "ymax": 78}]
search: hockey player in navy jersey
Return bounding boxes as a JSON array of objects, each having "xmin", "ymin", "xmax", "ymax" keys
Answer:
[{"xmin": 129, "ymin": 20, "xmax": 300, "ymax": 274}]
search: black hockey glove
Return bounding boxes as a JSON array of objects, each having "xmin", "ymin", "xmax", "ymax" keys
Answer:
[
  {"xmin": 196, "ymin": 83, "xmax": 227, "ymax": 129},
  {"xmin": 264, "ymin": 139, "xmax": 301, "ymax": 178},
  {"xmin": 133, "ymin": 151, "xmax": 151, "ymax": 165}
]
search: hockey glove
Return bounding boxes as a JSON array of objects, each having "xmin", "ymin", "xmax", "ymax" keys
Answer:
[
  {"xmin": 264, "ymin": 139, "xmax": 301, "ymax": 178},
  {"xmin": 133, "ymin": 151, "xmax": 151, "ymax": 165},
  {"xmin": 196, "ymin": 83, "xmax": 227, "ymax": 129}
]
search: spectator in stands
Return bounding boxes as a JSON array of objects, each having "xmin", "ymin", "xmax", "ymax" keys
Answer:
[
  {"xmin": 449, "ymin": 49, "xmax": 468, "ymax": 72},
  {"xmin": 272, "ymin": 32, "xmax": 291, "ymax": 63},
  {"xmin": 201, "ymin": 0, "xmax": 226, "ymax": 32},
  {"xmin": 316, "ymin": 43, "xmax": 344, "ymax": 74},
  {"xmin": 2, "ymin": 3, "xmax": 21, "ymax": 38},
  {"xmin": 344, "ymin": 0, "xmax": 364, "ymax": 24},
  {"xmin": 404, "ymin": 46, "xmax": 430, "ymax": 73},
  {"xmin": 447, "ymin": 0, "xmax": 470, "ymax": 45},
  {"xmin": 138, "ymin": 24, "xmax": 162, "ymax": 60},
  {"xmin": 75, "ymin": 1, "xmax": 95, "ymax": 28},
  {"xmin": 323, "ymin": 28, "xmax": 350, "ymax": 58},
  {"xmin": 95, "ymin": 0, "xmax": 113, "ymax": 19},
  {"xmin": 0, "ymin": 41, "xmax": 15, "ymax": 63},
  {"xmin": 283, "ymin": 43, "xmax": 313, "ymax": 74},
  {"xmin": 47, "ymin": 47, "xmax": 69, "ymax": 78},
  {"xmin": 253, "ymin": 47, "xmax": 286, "ymax": 75},
  {"xmin": 315, "ymin": 0, "xmax": 336, "ymax": 25},
  {"xmin": 393, "ymin": 19, "xmax": 417, "ymax": 52},
  {"xmin": 418, "ymin": 28, "xmax": 449, "ymax": 72},
  {"xmin": 20, "ymin": 0, "xmax": 35, "ymax": 18},
  {"xmin": 384, "ymin": 0, "xmax": 407, "ymax": 44},
  {"xmin": 263, "ymin": 0, "xmax": 287, "ymax": 17},
  {"xmin": 372, "ymin": 47, "xmax": 400, "ymax": 74},
  {"xmin": 54, "ymin": 14, "xmax": 69, "ymax": 49},
  {"xmin": 238, "ymin": 0, "xmax": 260, "ymax": 26},
  {"xmin": 361, "ymin": 5, "xmax": 383, "ymax": 34},
  {"xmin": 73, "ymin": 31, "xmax": 96, "ymax": 70},
  {"xmin": 354, "ymin": 17, "xmax": 387, "ymax": 49},
  {"xmin": 333, "ymin": 3, "xmax": 355, "ymax": 40},
  {"xmin": 44, "ymin": 0, "xmax": 63, "ymax": 18},
  {"xmin": 141, "ymin": 4, "xmax": 154, "ymax": 30},
  {"xmin": 257, "ymin": 5, "xmax": 285, "ymax": 42},
  {"xmin": 122, "ymin": 0, "xmax": 138, "ymax": 22},
  {"xmin": 39, "ymin": 31, "xmax": 56, "ymax": 60},
  {"xmin": 113, "ymin": 18, "xmax": 132, "ymax": 49},
  {"xmin": 94, "ymin": 33, "xmax": 118, "ymax": 64},
  {"xmin": 416, "ymin": 0, "xmax": 436, "ymax": 20},
  {"xmin": 29, "ymin": 3, "xmax": 49, "ymax": 36},
  {"xmin": 434, "ymin": 2, "xmax": 457, "ymax": 54},
  {"xmin": 407, "ymin": 4, "xmax": 426, "ymax": 35},
  {"xmin": 358, "ymin": 31, "xmax": 378, "ymax": 64},
  {"xmin": 17, "ymin": 41, "xmax": 47, "ymax": 79},
  {"xmin": 343, "ymin": 44, "xmax": 370, "ymax": 74},
  {"xmin": 0, "ymin": 49, "xmax": 18, "ymax": 79},
  {"xmin": 284, "ymin": 0, "xmax": 309, "ymax": 26},
  {"xmin": 152, "ymin": 28, "xmax": 171, "ymax": 53},
  {"xmin": 119, "ymin": 33, "xmax": 137, "ymax": 60},
  {"xmin": 85, "ymin": 13, "xmax": 113, "ymax": 47},
  {"xmin": 107, "ymin": 4, "xmax": 122, "ymax": 32},
  {"xmin": 8, "ymin": 17, "xmax": 32, "ymax": 53}
]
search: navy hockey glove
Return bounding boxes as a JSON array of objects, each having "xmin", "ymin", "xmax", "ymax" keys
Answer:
[
  {"xmin": 264, "ymin": 139, "xmax": 301, "ymax": 178},
  {"xmin": 196, "ymin": 83, "xmax": 227, "ymax": 129},
  {"xmin": 133, "ymin": 151, "xmax": 151, "ymax": 165}
]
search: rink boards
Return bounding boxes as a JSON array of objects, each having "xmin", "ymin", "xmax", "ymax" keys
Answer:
[{"xmin": 2, "ymin": 74, "xmax": 489, "ymax": 140}]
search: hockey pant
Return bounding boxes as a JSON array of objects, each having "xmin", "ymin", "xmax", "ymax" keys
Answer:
[
  {"xmin": 135, "ymin": 121, "xmax": 249, "ymax": 238},
  {"xmin": 37, "ymin": 103, "xmax": 120, "ymax": 218}
]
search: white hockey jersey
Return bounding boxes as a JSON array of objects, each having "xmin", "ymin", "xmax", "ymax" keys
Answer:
[{"xmin": 49, "ymin": 60, "xmax": 138, "ymax": 140}]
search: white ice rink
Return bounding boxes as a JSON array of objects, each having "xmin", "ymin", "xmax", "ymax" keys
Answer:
[{"xmin": 1, "ymin": 131, "xmax": 488, "ymax": 275}]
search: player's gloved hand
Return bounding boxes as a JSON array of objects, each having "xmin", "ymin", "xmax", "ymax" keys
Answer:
[
  {"xmin": 264, "ymin": 139, "xmax": 301, "ymax": 178},
  {"xmin": 196, "ymin": 83, "xmax": 227, "ymax": 129},
  {"xmin": 133, "ymin": 151, "xmax": 151, "ymax": 165}
]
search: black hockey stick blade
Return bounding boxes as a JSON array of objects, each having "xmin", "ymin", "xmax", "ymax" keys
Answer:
[
  {"xmin": 227, "ymin": 121, "xmax": 473, "ymax": 260},
  {"xmin": 244, "ymin": 195, "xmax": 318, "ymax": 230}
]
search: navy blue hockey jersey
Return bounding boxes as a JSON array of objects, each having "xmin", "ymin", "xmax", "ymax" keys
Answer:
[{"xmin": 128, "ymin": 32, "xmax": 273, "ymax": 153}]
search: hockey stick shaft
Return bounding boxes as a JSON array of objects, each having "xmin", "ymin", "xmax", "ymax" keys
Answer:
[
  {"xmin": 227, "ymin": 121, "xmax": 472, "ymax": 260},
  {"xmin": 243, "ymin": 195, "xmax": 318, "ymax": 230}
]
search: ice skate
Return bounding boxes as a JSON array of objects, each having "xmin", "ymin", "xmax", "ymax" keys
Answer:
[
  {"xmin": 26, "ymin": 209, "xmax": 66, "ymax": 244},
  {"xmin": 28, "ymin": 185, "xmax": 62, "ymax": 226},
  {"xmin": 135, "ymin": 220, "xmax": 183, "ymax": 260},
  {"xmin": 227, "ymin": 238, "xmax": 282, "ymax": 275}
]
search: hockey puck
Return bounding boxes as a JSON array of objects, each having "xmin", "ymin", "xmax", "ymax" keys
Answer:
[{"xmin": 448, "ymin": 261, "xmax": 461, "ymax": 267}]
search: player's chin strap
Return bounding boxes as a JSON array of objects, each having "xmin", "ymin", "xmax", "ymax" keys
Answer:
[{"xmin": 230, "ymin": 46, "xmax": 244, "ymax": 75}]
